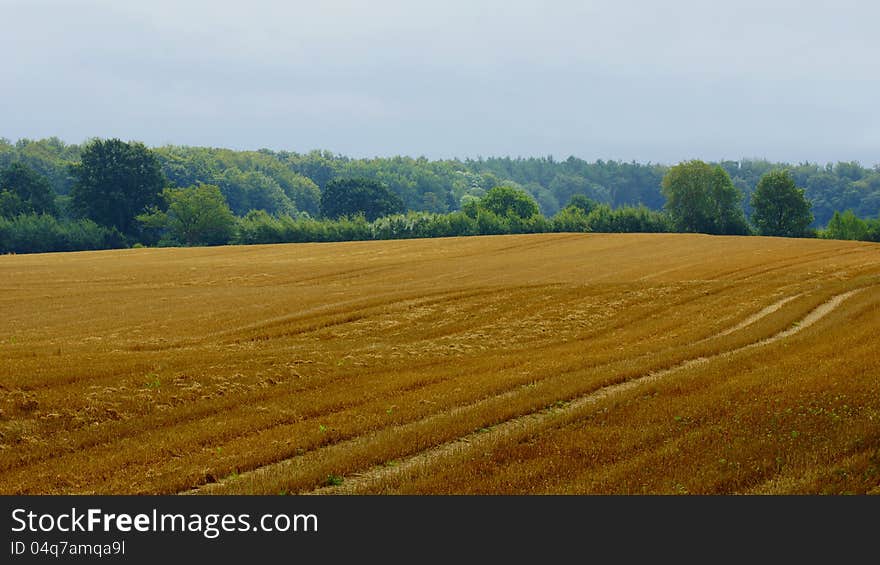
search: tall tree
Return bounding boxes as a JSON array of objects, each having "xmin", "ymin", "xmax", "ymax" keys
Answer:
[
  {"xmin": 320, "ymin": 178, "xmax": 403, "ymax": 221},
  {"xmin": 661, "ymin": 160, "xmax": 749, "ymax": 235},
  {"xmin": 70, "ymin": 139, "xmax": 165, "ymax": 238},
  {"xmin": 751, "ymin": 170, "xmax": 813, "ymax": 237},
  {"xmin": 0, "ymin": 162, "xmax": 57, "ymax": 217}
]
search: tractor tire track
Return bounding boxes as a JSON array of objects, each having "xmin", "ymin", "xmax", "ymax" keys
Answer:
[{"xmin": 311, "ymin": 287, "xmax": 865, "ymax": 494}]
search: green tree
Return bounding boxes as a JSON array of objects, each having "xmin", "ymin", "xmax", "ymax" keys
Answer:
[
  {"xmin": 661, "ymin": 160, "xmax": 749, "ymax": 235},
  {"xmin": 216, "ymin": 168, "xmax": 294, "ymax": 216},
  {"xmin": 70, "ymin": 139, "xmax": 165, "ymax": 238},
  {"xmin": 865, "ymin": 217, "xmax": 880, "ymax": 242},
  {"xmin": 548, "ymin": 173, "xmax": 610, "ymax": 207},
  {"xmin": 0, "ymin": 190, "xmax": 24, "ymax": 218},
  {"xmin": 564, "ymin": 194, "xmax": 599, "ymax": 215},
  {"xmin": 281, "ymin": 174, "xmax": 321, "ymax": 216},
  {"xmin": 320, "ymin": 178, "xmax": 403, "ymax": 221},
  {"xmin": 137, "ymin": 184, "xmax": 235, "ymax": 246},
  {"xmin": 479, "ymin": 185, "xmax": 540, "ymax": 219},
  {"xmin": 750, "ymin": 170, "xmax": 813, "ymax": 237},
  {"xmin": 822, "ymin": 210, "xmax": 867, "ymax": 241},
  {"xmin": 0, "ymin": 162, "xmax": 58, "ymax": 217},
  {"xmin": 550, "ymin": 194, "xmax": 599, "ymax": 233}
]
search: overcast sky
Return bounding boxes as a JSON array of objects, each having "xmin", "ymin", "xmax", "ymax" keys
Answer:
[{"xmin": 3, "ymin": 0, "xmax": 879, "ymax": 165}]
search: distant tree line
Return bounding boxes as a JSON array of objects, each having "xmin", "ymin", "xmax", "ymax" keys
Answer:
[{"xmin": 1, "ymin": 137, "xmax": 879, "ymax": 254}]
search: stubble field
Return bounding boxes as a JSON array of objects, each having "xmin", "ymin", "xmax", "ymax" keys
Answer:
[{"xmin": 1, "ymin": 233, "xmax": 878, "ymax": 494}]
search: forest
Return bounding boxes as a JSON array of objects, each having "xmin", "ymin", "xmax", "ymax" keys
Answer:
[{"xmin": 1, "ymin": 136, "xmax": 879, "ymax": 253}]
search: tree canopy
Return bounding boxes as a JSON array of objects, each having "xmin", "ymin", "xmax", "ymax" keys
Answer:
[
  {"xmin": 0, "ymin": 162, "xmax": 58, "ymax": 217},
  {"xmin": 478, "ymin": 185, "xmax": 541, "ymax": 220},
  {"xmin": 320, "ymin": 178, "xmax": 404, "ymax": 221},
  {"xmin": 7, "ymin": 137, "xmax": 880, "ymax": 228},
  {"xmin": 564, "ymin": 194, "xmax": 599, "ymax": 215},
  {"xmin": 661, "ymin": 160, "xmax": 750, "ymax": 235},
  {"xmin": 137, "ymin": 184, "xmax": 236, "ymax": 246},
  {"xmin": 3, "ymin": 136, "xmax": 880, "ymax": 253},
  {"xmin": 70, "ymin": 139, "xmax": 166, "ymax": 238},
  {"xmin": 823, "ymin": 210, "xmax": 868, "ymax": 241},
  {"xmin": 751, "ymin": 170, "xmax": 813, "ymax": 237}
]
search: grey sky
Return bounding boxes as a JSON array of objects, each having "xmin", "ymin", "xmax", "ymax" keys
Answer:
[{"xmin": 3, "ymin": 0, "xmax": 879, "ymax": 165}]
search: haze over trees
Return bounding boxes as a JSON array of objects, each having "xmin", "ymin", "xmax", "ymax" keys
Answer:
[{"xmin": 4, "ymin": 138, "xmax": 880, "ymax": 226}]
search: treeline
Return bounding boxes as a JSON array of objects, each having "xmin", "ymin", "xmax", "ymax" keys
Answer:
[
  {"xmin": 3, "ymin": 137, "xmax": 880, "ymax": 225},
  {"xmin": 1, "ymin": 137, "xmax": 879, "ymax": 254}
]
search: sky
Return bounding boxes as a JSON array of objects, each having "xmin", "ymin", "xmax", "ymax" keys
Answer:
[{"xmin": 3, "ymin": 0, "xmax": 879, "ymax": 165}]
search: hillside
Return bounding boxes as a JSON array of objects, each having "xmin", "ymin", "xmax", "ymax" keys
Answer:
[{"xmin": 1, "ymin": 233, "xmax": 879, "ymax": 494}]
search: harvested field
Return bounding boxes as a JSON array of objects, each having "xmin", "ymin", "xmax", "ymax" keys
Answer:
[{"xmin": 0, "ymin": 233, "xmax": 878, "ymax": 494}]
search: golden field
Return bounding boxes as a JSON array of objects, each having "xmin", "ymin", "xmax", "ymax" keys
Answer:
[{"xmin": 0, "ymin": 233, "xmax": 878, "ymax": 494}]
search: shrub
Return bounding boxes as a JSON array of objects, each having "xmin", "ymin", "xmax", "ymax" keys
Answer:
[{"xmin": 0, "ymin": 214, "xmax": 124, "ymax": 254}]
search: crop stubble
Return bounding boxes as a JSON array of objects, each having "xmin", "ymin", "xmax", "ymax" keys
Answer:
[{"xmin": 0, "ymin": 233, "xmax": 878, "ymax": 494}]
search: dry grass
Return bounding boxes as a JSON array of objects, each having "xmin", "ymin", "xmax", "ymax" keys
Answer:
[{"xmin": 0, "ymin": 233, "xmax": 878, "ymax": 494}]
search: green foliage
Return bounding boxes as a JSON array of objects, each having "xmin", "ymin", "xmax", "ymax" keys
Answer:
[
  {"xmin": 475, "ymin": 209, "xmax": 510, "ymax": 235},
  {"xmin": 8, "ymin": 137, "xmax": 880, "ymax": 229},
  {"xmin": 524, "ymin": 182, "xmax": 560, "ymax": 215},
  {"xmin": 0, "ymin": 214, "xmax": 123, "ymax": 254},
  {"xmin": 661, "ymin": 160, "xmax": 750, "ymax": 235},
  {"xmin": 548, "ymin": 173, "xmax": 610, "ymax": 209},
  {"xmin": 0, "ymin": 163, "xmax": 58, "ymax": 217},
  {"xmin": 324, "ymin": 474, "xmax": 344, "ymax": 487},
  {"xmin": 508, "ymin": 212, "xmax": 551, "ymax": 234},
  {"xmin": 0, "ymin": 190, "xmax": 26, "ymax": 218},
  {"xmin": 155, "ymin": 146, "xmax": 319, "ymax": 216},
  {"xmin": 551, "ymin": 195, "xmax": 603, "ymax": 233},
  {"xmin": 234, "ymin": 210, "xmax": 287, "ymax": 244},
  {"xmin": 143, "ymin": 374, "xmax": 161, "ymax": 389},
  {"xmin": 469, "ymin": 156, "xmax": 664, "ymax": 210},
  {"xmin": 0, "ymin": 137, "xmax": 80, "ymax": 196},
  {"xmin": 820, "ymin": 210, "xmax": 868, "ymax": 241},
  {"xmin": 137, "ymin": 184, "xmax": 236, "ymax": 246},
  {"xmin": 299, "ymin": 153, "xmax": 458, "ymax": 213},
  {"xmin": 552, "ymin": 202, "xmax": 670, "ymax": 234},
  {"xmin": 461, "ymin": 195, "xmax": 480, "ymax": 219},
  {"xmin": 215, "ymin": 168, "xmax": 294, "ymax": 216},
  {"xmin": 232, "ymin": 211, "xmax": 373, "ymax": 245},
  {"xmin": 478, "ymin": 185, "xmax": 540, "ymax": 220},
  {"xmin": 552, "ymin": 206, "xmax": 591, "ymax": 233},
  {"xmin": 565, "ymin": 194, "xmax": 599, "ymax": 215},
  {"xmin": 370, "ymin": 211, "xmax": 476, "ymax": 239},
  {"xmin": 5, "ymin": 137, "xmax": 880, "ymax": 253},
  {"xmin": 321, "ymin": 178, "xmax": 404, "ymax": 221},
  {"xmin": 864, "ymin": 218, "xmax": 880, "ymax": 242},
  {"xmin": 750, "ymin": 170, "xmax": 814, "ymax": 237},
  {"xmin": 70, "ymin": 139, "xmax": 166, "ymax": 238},
  {"xmin": 818, "ymin": 209, "xmax": 880, "ymax": 242}
]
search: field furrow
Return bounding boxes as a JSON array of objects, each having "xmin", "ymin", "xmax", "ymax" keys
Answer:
[{"xmin": 1, "ymin": 233, "xmax": 878, "ymax": 494}]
